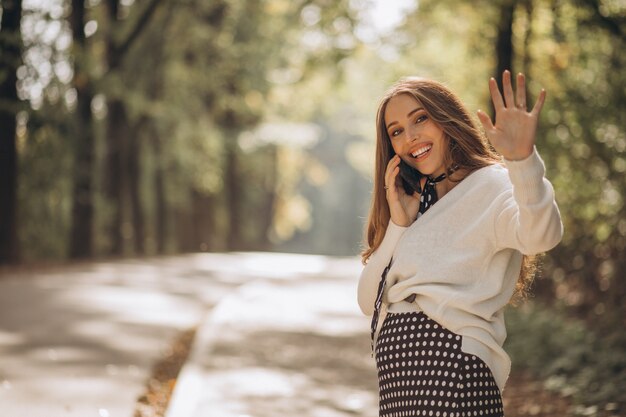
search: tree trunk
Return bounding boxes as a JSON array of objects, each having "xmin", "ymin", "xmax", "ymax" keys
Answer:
[
  {"xmin": 224, "ymin": 136, "xmax": 242, "ymax": 250},
  {"xmin": 104, "ymin": 99, "xmax": 126, "ymax": 255},
  {"xmin": 152, "ymin": 127, "xmax": 167, "ymax": 253},
  {"xmin": 144, "ymin": 7, "xmax": 171, "ymax": 255},
  {"xmin": 128, "ymin": 119, "xmax": 145, "ymax": 254},
  {"xmin": 492, "ymin": 0, "xmax": 516, "ymax": 117},
  {"xmin": 257, "ymin": 145, "xmax": 278, "ymax": 250},
  {"xmin": 103, "ymin": 0, "xmax": 125, "ymax": 256},
  {"xmin": 175, "ymin": 204, "xmax": 195, "ymax": 252},
  {"xmin": 102, "ymin": 0, "xmax": 164, "ymax": 256},
  {"xmin": 68, "ymin": 0, "xmax": 96, "ymax": 259},
  {"xmin": 0, "ymin": 0, "xmax": 23, "ymax": 264},
  {"xmin": 191, "ymin": 189, "xmax": 216, "ymax": 252},
  {"xmin": 522, "ymin": 0, "xmax": 534, "ymax": 76}
]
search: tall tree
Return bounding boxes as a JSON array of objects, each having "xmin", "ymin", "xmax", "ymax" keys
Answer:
[
  {"xmin": 0, "ymin": 0, "xmax": 23, "ymax": 264},
  {"xmin": 102, "ymin": 0, "xmax": 162, "ymax": 255},
  {"xmin": 142, "ymin": 8, "xmax": 172, "ymax": 254},
  {"xmin": 68, "ymin": 0, "xmax": 96, "ymax": 258},
  {"xmin": 102, "ymin": 0, "xmax": 125, "ymax": 255},
  {"xmin": 166, "ymin": 0, "xmax": 357, "ymax": 251},
  {"xmin": 492, "ymin": 0, "xmax": 516, "ymax": 116}
]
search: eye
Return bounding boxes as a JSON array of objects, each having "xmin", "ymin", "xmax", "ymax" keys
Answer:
[
  {"xmin": 390, "ymin": 128, "xmax": 402, "ymax": 137},
  {"xmin": 415, "ymin": 114, "xmax": 428, "ymax": 124}
]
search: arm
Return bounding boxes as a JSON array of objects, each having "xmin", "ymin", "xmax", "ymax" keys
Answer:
[
  {"xmin": 477, "ymin": 71, "xmax": 563, "ymax": 253},
  {"xmin": 494, "ymin": 147, "xmax": 563, "ymax": 254},
  {"xmin": 356, "ymin": 153, "xmax": 419, "ymax": 315},
  {"xmin": 357, "ymin": 221, "xmax": 407, "ymax": 315}
]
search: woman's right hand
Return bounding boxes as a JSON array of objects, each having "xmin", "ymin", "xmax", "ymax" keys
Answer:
[{"xmin": 384, "ymin": 155, "xmax": 421, "ymax": 227}]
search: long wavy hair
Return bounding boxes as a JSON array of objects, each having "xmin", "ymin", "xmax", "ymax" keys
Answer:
[{"xmin": 361, "ymin": 77, "xmax": 537, "ymax": 303}]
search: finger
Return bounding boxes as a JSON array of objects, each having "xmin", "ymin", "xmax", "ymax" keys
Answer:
[
  {"xmin": 489, "ymin": 77, "xmax": 505, "ymax": 110},
  {"xmin": 388, "ymin": 166, "xmax": 401, "ymax": 195},
  {"xmin": 502, "ymin": 70, "xmax": 515, "ymax": 108},
  {"xmin": 384, "ymin": 155, "xmax": 396, "ymax": 178},
  {"xmin": 389, "ymin": 166, "xmax": 404, "ymax": 192},
  {"xmin": 391, "ymin": 165, "xmax": 400, "ymax": 183},
  {"xmin": 384, "ymin": 156, "xmax": 400, "ymax": 186},
  {"xmin": 385, "ymin": 168, "xmax": 399, "ymax": 193},
  {"xmin": 531, "ymin": 88, "xmax": 546, "ymax": 116},
  {"xmin": 516, "ymin": 73, "xmax": 526, "ymax": 110},
  {"xmin": 476, "ymin": 109, "xmax": 495, "ymax": 132}
]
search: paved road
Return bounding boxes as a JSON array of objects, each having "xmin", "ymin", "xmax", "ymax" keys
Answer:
[
  {"xmin": 165, "ymin": 253, "xmax": 376, "ymax": 417},
  {"xmin": 0, "ymin": 253, "xmax": 357, "ymax": 417},
  {"xmin": 0, "ymin": 252, "xmax": 585, "ymax": 417}
]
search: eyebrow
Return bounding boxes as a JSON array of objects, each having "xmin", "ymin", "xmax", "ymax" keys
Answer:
[{"xmin": 386, "ymin": 107, "xmax": 424, "ymax": 130}]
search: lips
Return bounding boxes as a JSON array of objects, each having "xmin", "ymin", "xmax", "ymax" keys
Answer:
[{"xmin": 410, "ymin": 143, "xmax": 432, "ymax": 161}]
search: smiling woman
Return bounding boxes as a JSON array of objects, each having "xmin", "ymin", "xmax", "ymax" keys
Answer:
[
  {"xmin": 357, "ymin": 73, "xmax": 563, "ymax": 417},
  {"xmin": 368, "ymin": 77, "xmax": 501, "ymax": 230},
  {"xmin": 384, "ymin": 94, "xmax": 448, "ymax": 178}
]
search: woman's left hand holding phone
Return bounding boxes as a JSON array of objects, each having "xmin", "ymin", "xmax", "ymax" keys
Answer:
[{"xmin": 385, "ymin": 155, "xmax": 421, "ymax": 227}]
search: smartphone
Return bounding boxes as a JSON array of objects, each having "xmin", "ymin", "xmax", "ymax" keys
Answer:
[{"xmin": 398, "ymin": 160, "xmax": 424, "ymax": 195}]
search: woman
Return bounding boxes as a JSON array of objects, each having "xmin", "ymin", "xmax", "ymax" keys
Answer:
[{"xmin": 357, "ymin": 71, "xmax": 563, "ymax": 417}]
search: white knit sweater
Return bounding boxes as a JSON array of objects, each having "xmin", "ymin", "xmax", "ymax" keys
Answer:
[{"xmin": 357, "ymin": 147, "xmax": 563, "ymax": 393}]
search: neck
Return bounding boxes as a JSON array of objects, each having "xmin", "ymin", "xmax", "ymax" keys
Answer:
[
  {"xmin": 435, "ymin": 177, "xmax": 453, "ymax": 200},
  {"xmin": 435, "ymin": 168, "xmax": 466, "ymax": 199}
]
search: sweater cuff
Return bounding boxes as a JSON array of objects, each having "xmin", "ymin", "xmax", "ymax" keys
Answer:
[
  {"xmin": 388, "ymin": 219, "xmax": 409, "ymax": 235},
  {"xmin": 364, "ymin": 220, "xmax": 407, "ymax": 266},
  {"xmin": 377, "ymin": 220, "xmax": 408, "ymax": 253},
  {"xmin": 503, "ymin": 146, "xmax": 548, "ymax": 204}
]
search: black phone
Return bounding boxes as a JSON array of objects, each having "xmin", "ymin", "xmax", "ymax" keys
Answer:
[{"xmin": 398, "ymin": 160, "xmax": 424, "ymax": 195}]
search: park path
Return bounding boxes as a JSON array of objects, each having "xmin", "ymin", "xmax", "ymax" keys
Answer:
[
  {"xmin": 164, "ymin": 253, "xmax": 574, "ymax": 417},
  {"xmin": 0, "ymin": 253, "xmax": 271, "ymax": 417},
  {"xmin": 164, "ymin": 254, "xmax": 376, "ymax": 417},
  {"xmin": 0, "ymin": 253, "xmax": 573, "ymax": 417}
]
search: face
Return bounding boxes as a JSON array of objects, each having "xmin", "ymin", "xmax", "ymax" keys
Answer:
[{"xmin": 384, "ymin": 93, "xmax": 447, "ymax": 177}]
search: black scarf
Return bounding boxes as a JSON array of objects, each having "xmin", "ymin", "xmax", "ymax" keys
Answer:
[{"xmin": 418, "ymin": 172, "xmax": 447, "ymax": 214}]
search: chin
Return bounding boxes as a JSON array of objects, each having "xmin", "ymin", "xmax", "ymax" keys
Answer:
[{"xmin": 416, "ymin": 165, "xmax": 436, "ymax": 176}]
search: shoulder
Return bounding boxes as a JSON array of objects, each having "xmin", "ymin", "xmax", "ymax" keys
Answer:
[{"xmin": 463, "ymin": 163, "xmax": 511, "ymax": 193}]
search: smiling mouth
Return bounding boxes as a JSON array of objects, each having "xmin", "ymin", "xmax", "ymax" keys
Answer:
[{"xmin": 410, "ymin": 144, "xmax": 432, "ymax": 160}]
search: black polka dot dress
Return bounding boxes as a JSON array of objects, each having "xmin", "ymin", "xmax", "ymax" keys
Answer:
[
  {"xmin": 372, "ymin": 173, "xmax": 504, "ymax": 417},
  {"xmin": 375, "ymin": 312, "xmax": 504, "ymax": 417}
]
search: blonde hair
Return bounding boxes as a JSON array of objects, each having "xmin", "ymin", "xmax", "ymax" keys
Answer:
[{"xmin": 361, "ymin": 77, "xmax": 538, "ymax": 301}]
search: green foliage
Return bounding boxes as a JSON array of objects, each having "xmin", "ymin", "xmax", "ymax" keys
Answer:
[
  {"xmin": 155, "ymin": 0, "xmax": 358, "ymax": 251},
  {"xmin": 505, "ymin": 301, "xmax": 626, "ymax": 413},
  {"xmin": 9, "ymin": 0, "xmax": 360, "ymax": 258},
  {"xmin": 534, "ymin": 0, "xmax": 626, "ymax": 315},
  {"xmin": 383, "ymin": 0, "xmax": 626, "ymax": 320},
  {"xmin": 9, "ymin": 0, "xmax": 626, "ymax": 319}
]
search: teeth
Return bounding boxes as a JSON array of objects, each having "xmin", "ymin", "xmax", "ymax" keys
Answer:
[{"xmin": 411, "ymin": 145, "xmax": 432, "ymax": 158}]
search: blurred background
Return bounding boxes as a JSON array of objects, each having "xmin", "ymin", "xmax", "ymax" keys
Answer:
[{"xmin": 0, "ymin": 0, "xmax": 624, "ymax": 414}]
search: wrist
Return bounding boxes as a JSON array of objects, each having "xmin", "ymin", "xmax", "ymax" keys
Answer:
[
  {"xmin": 390, "ymin": 217, "xmax": 411, "ymax": 228},
  {"xmin": 502, "ymin": 146, "xmax": 535, "ymax": 162}
]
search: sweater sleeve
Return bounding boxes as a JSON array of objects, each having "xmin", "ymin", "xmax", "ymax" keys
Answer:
[
  {"xmin": 494, "ymin": 146, "xmax": 564, "ymax": 255},
  {"xmin": 357, "ymin": 221, "xmax": 407, "ymax": 316}
]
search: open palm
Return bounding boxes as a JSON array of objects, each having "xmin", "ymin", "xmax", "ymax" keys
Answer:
[{"xmin": 477, "ymin": 70, "xmax": 546, "ymax": 161}]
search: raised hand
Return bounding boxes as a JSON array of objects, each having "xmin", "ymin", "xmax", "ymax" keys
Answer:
[
  {"xmin": 384, "ymin": 155, "xmax": 421, "ymax": 227},
  {"xmin": 477, "ymin": 70, "xmax": 546, "ymax": 161}
]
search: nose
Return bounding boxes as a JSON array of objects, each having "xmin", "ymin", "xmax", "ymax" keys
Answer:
[{"xmin": 406, "ymin": 124, "xmax": 419, "ymax": 143}]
